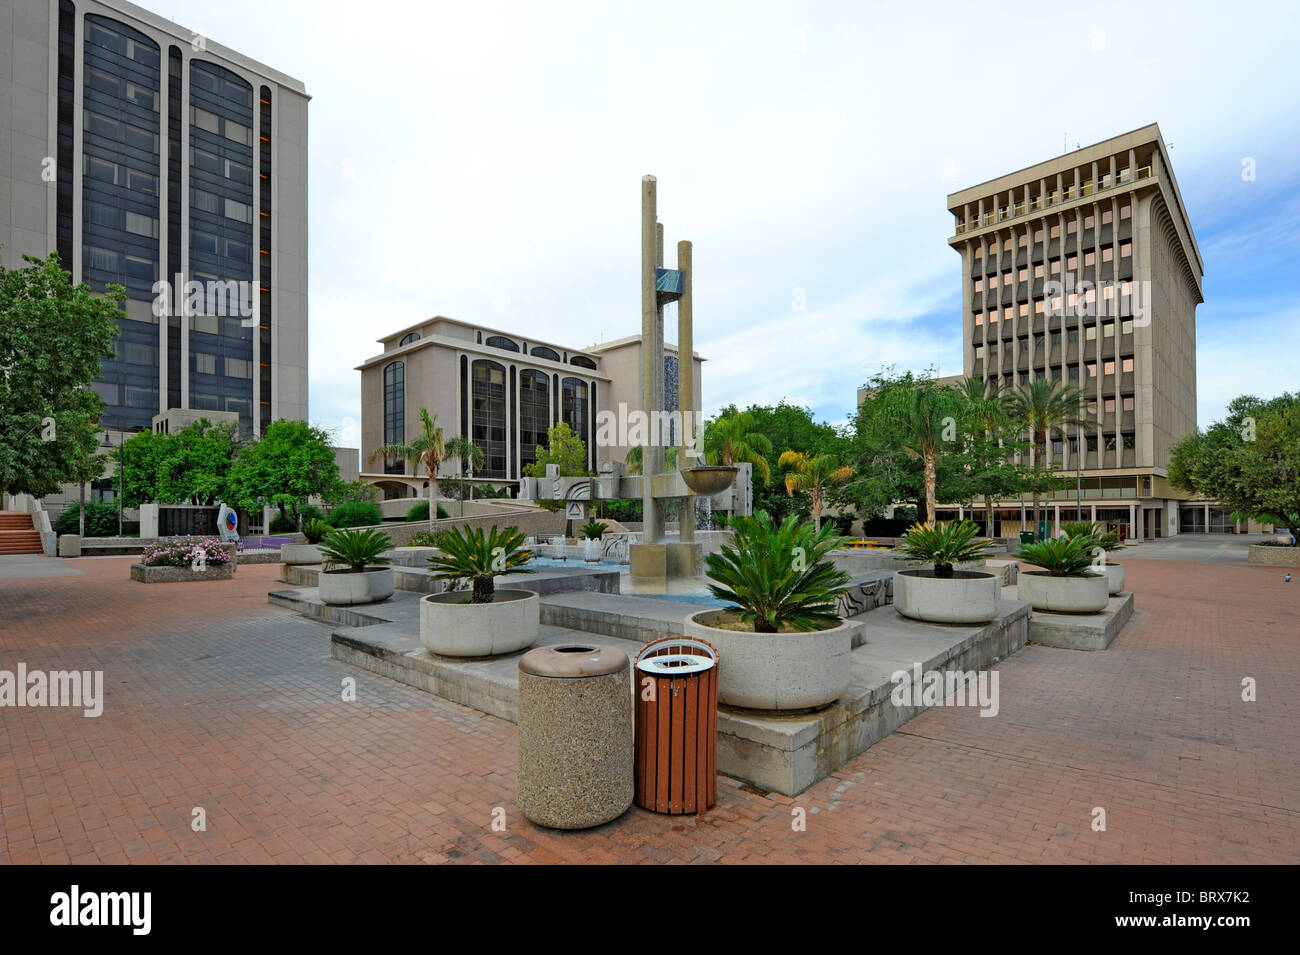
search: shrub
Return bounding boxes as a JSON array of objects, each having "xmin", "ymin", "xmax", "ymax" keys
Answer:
[
  {"xmin": 298, "ymin": 503, "xmax": 325, "ymax": 524},
  {"xmin": 406, "ymin": 501, "xmax": 449, "ymax": 521},
  {"xmin": 268, "ymin": 512, "xmax": 297, "ymax": 534},
  {"xmin": 55, "ymin": 501, "xmax": 120, "ymax": 537},
  {"xmin": 405, "ymin": 530, "xmax": 438, "ymax": 547},
  {"xmin": 140, "ymin": 536, "xmax": 230, "ymax": 567},
  {"xmin": 704, "ymin": 510, "xmax": 849, "ymax": 633},
  {"xmin": 1061, "ymin": 520, "xmax": 1121, "ymax": 551},
  {"xmin": 825, "ymin": 513, "xmax": 856, "ymax": 535},
  {"xmin": 301, "ymin": 518, "xmax": 330, "ymax": 544},
  {"xmin": 326, "ymin": 500, "xmax": 383, "ymax": 528},
  {"xmin": 897, "ymin": 520, "xmax": 992, "ymax": 578},
  {"xmin": 580, "ymin": 520, "xmax": 608, "ymax": 540},
  {"xmin": 319, "ymin": 527, "xmax": 392, "ymax": 573},
  {"xmin": 1016, "ymin": 535, "xmax": 1099, "ymax": 577},
  {"xmin": 427, "ymin": 524, "xmax": 534, "ymax": 603}
]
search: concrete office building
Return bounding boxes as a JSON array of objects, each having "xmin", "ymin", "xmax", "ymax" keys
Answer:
[
  {"xmin": 356, "ymin": 317, "xmax": 703, "ymax": 499},
  {"xmin": 943, "ymin": 123, "xmax": 1205, "ymax": 540},
  {"xmin": 1, "ymin": 0, "xmax": 309, "ymax": 441}
]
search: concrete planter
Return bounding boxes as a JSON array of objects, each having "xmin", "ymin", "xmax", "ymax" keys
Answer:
[
  {"xmin": 894, "ymin": 569, "xmax": 1001, "ymax": 624},
  {"xmin": 318, "ymin": 566, "xmax": 394, "ymax": 605},
  {"xmin": 420, "ymin": 589, "xmax": 540, "ymax": 657},
  {"xmin": 683, "ymin": 609, "xmax": 857, "ymax": 711},
  {"xmin": 1019, "ymin": 571, "xmax": 1109, "ymax": 613},
  {"xmin": 1248, "ymin": 543, "xmax": 1300, "ymax": 567},
  {"xmin": 1099, "ymin": 561, "xmax": 1125, "ymax": 595},
  {"xmin": 280, "ymin": 542, "xmax": 323, "ymax": 565},
  {"xmin": 130, "ymin": 561, "xmax": 234, "ymax": 583}
]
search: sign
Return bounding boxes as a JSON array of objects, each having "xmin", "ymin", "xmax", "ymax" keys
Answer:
[{"xmin": 565, "ymin": 502, "xmax": 585, "ymax": 521}]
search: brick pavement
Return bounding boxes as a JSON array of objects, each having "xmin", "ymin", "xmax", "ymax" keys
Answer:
[{"xmin": 0, "ymin": 554, "xmax": 1296, "ymax": 863}]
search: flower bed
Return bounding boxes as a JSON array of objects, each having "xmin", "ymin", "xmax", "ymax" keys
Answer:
[
  {"xmin": 140, "ymin": 536, "xmax": 232, "ymax": 568},
  {"xmin": 131, "ymin": 537, "xmax": 237, "ymax": 582}
]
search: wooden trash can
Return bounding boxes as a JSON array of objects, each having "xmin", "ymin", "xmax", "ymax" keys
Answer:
[{"xmin": 634, "ymin": 637, "xmax": 718, "ymax": 815}]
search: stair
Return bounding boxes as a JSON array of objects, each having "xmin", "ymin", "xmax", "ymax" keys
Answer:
[{"xmin": 0, "ymin": 511, "xmax": 43, "ymax": 555}]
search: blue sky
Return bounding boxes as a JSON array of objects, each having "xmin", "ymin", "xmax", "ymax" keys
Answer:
[{"xmin": 145, "ymin": 0, "xmax": 1300, "ymax": 447}]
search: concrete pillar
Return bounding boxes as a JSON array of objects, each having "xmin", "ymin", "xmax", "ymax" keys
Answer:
[
  {"xmin": 677, "ymin": 238, "xmax": 694, "ymax": 544},
  {"xmin": 640, "ymin": 175, "xmax": 663, "ymax": 546},
  {"xmin": 1090, "ymin": 503, "xmax": 1097, "ymax": 524},
  {"xmin": 1053, "ymin": 503, "xmax": 1060, "ymax": 537},
  {"xmin": 1203, "ymin": 502, "xmax": 1210, "ymax": 533},
  {"xmin": 1129, "ymin": 503, "xmax": 1138, "ymax": 542}
]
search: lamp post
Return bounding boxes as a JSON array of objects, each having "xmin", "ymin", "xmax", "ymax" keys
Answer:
[{"xmin": 1075, "ymin": 424, "xmax": 1083, "ymax": 519}]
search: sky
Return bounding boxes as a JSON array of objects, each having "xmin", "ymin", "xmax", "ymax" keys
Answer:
[{"xmin": 144, "ymin": 0, "xmax": 1300, "ymax": 449}]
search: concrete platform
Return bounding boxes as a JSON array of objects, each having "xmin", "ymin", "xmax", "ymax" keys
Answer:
[
  {"xmin": 279, "ymin": 562, "xmax": 618, "ymax": 596},
  {"xmin": 1007, "ymin": 586, "xmax": 1135, "ymax": 650},
  {"xmin": 538, "ymin": 591, "xmax": 715, "ymax": 644}
]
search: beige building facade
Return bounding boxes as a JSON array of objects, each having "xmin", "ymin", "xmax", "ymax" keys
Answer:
[
  {"xmin": 942, "ymin": 123, "xmax": 1205, "ymax": 540},
  {"xmin": 356, "ymin": 317, "xmax": 703, "ymax": 498}
]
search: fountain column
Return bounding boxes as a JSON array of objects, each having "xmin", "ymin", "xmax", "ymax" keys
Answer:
[
  {"xmin": 677, "ymin": 239, "xmax": 694, "ymax": 545},
  {"xmin": 640, "ymin": 175, "xmax": 664, "ymax": 547}
]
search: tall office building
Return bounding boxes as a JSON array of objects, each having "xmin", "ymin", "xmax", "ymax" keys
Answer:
[
  {"xmin": 1, "ymin": 0, "xmax": 308, "ymax": 437},
  {"xmin": 945, "ymin": 124, "xmax": 1203, "ymax": 540}
]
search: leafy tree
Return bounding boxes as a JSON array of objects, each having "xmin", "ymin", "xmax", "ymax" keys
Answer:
[
  {"xmin": 0, "ymin": 251, "xmax": 120, "ymax": 497},
  {"xmin": 1170, "ymin": 392, "xmax": 1300, "ymax": 545},
  {"xmin": 624, "ymin": 444, "xmax": 678, "ymax": 475},
  {"xmin": 120, "ymin": 427, "xmax": 174, "ymax": 508},
  {"xmin": 702, "ymin": 408, "xmax": 773, "ymax": 483},
  {"xmin": 368, "ymin": 407, "xmax": 446, "ymax": 531},
  {"xmin": 227, "ymin": 419, "xmax": 339, "ymax": 522},
  {"xmin": 522, "ymin": 422, "xmax": 589, "ymax": 477},
  {"xmin": 778, "ymin": 450, "xmax": 852, "ymax": 530},
  {"xmin": 952, "ymin": 377, "xmax": 1025, "ymax": 535},
  {"xmin": 1006, "ymin": 379, "xmax": 1092, "ymax": 538},
  {"xmin": 444, "ymin": 435, "xmax": 484, "ymax": 502},
  {"xmin": 156, "ymin": 419, "xmax": 241, "ymax": 505}
]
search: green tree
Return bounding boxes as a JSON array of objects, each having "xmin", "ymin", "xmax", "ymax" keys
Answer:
[
  {"xmin": 368, "ymin": 407, "xmax": 446, "ymax": 531},
  {"xmin": 778, "ymin": 450, "xmax": 852, "ymax": 530},
  {"xmin": 954, "ymin": 377, "xmax": 1023, "ymax": 535},
  {"xmin": 702, "ymin": 408, "xmax": 773, "ymax": 482},
  {"xmin": 0, "ymin": 251, "xmax": 120, "ymax": 497},
  {"xmin": 156, "ymin": 419, "xmax": 241, "ymax": 505},
  {"xmin": 444, "ymin": 435, "xmax": 484, "ymax": 502},
  {"xmin": 1170, "ymin": 392, "xmax": 1300, "ymax": 545},
  {"xmin": 623, "ymin": 444, "xmax": 678, "ymax": 475},
  {"xmin": 522, "ymin": 422, "xmax": 589, "ymax": 477},
  {"xmin": 119, "ymin": 427, "xmax": 176, "ymax": 507},
  {"xmin": 1006, "ymin": 379, "xmax": 1092, "ymax": 537},
  {"xmin": 882, "ymin": 375, "xmax": 964, "ymax": 525},
  {"xmin": 227, "ymin": 419, "xmax": 340, "ymax": 523}
]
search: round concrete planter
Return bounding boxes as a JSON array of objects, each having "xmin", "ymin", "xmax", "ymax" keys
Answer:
[
  {"xmin": 280, "ymin": 542, "xmax": 323, "ymax": 565},
  {"xmin": 318, "ymin": 566, "xmax": 395, "ymax": 606},
  {"xmin": 420, "ymin": 589, "xmax": 540, "ymax": 657},
  {"xmin": 683, "ymin": 609, "xmax": 855, "ymax": 711},
  {"xmin": 1100, "ymin": 561, "xmax": 1125, "ymax": 595},
  {"xmin": 1248, "ymin": 543, "xmax": 1300, "ymax": 567},
  {"xmin": 1019, "ymin": 571, "xmax": 1109, "ymax": 613},
  {"xmin": 893, "ymin": 569, "xmax": 1001, "ymax": 624}
]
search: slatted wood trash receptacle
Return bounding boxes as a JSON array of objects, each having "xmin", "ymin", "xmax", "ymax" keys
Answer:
[{"xmin": 634, "ymin": 636, "xmax": 718, "ymax": 815}]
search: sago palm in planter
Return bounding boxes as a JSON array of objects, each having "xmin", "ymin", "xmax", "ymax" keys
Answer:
[
  {"xmin": 685, "ymin": 511, "xmax": 856, "ymax": 711},
  {"xmin": 317, "ymin": 527, "xmax": 395, "ymax": 605},
  {"xmin": 421, "ymin": 525, "xmax": 540, "ymax": 657},
  {"xmin": 1061, "ymin": 521, "xmax": 1126, "ymax": 594},
  {"xmin": 893, "ymin": 520, "xmax": 1001, "ymax": 623},
  {"xmin": 1016, "ymin": 535, "xmax": 1110, "ymax": 613},
  {"xmin": 281, "ymin": 517, "xmax": 330, "ymax": 565}
]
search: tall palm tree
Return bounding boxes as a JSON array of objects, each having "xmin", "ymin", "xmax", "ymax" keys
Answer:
[
  {"xmin": 1006, "ymin": 379, "xmax": 1092, "ymax": 538},
  {"xmin": 958, "ymin": 376, "xmax": 1014, "ymax": 535},
  {"xmin": 778, "ymin": 451, "xmax": 853, "ymax": 530},
  {"xmin": 702, "ymin": 410, "xmax": 772, "ymax": 483},
  {"xmin": 368, "ymin": 407, "xmax": 445, "ymax": 530},
  {"xmin": 885, "ymin": 380, "xmax": 961, "ymax": 525},
  {"xmin": 444, "ymin": 435, "xmax": 484, "ymax": 502}
]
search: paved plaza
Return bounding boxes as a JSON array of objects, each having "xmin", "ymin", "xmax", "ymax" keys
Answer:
[{"xmin": 0, "ymin": 542, "xmax": 1296, "ymax": 864}]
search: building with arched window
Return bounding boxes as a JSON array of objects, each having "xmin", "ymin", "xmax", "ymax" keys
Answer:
[{"xmin": 356, "ymin": 317, "xmax": 704, "ymax": 500}]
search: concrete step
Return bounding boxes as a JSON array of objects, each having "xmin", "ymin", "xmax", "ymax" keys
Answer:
[
  {"xmin": 0, "ymin": 530, "xmax": 43, "ymax": 554},
  {"xmin": 538, "ymin": 590, "xmax": 717, "ymax": 644}
]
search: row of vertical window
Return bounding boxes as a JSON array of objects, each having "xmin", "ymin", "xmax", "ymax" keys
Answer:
[
  {"xmin": 974, "ymin": 244, "xmax": 1132, "ymax": 292},
  {"xmin": 191, "ymin": 353, "xmax": 252, "ymax": 377},
  {"xmin": 976, "ymin": 306, "xmax": 1138, "ymax": 328}
]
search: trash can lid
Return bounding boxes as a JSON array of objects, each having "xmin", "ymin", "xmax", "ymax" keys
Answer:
[
  {"xmin": 636, "ymin": 653, "xmax": 716, "ymax": 676},
  {"xmin": 519, "ymin": 644, "xmax": 629, "ymax": 678}
]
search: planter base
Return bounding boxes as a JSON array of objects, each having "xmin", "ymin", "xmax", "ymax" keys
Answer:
[{"xmin": 131, "ymin": 562, "xmax": 234, "ymax": 583}]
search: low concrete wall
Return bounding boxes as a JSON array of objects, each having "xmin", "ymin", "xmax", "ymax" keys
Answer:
[
  {"xmin": 379, "ymin": 506, "xmax": 565, "ymax": 546},
  {"xmin": 1248, "ymin": 543, "xmax": 1300, "ymax": 567}
]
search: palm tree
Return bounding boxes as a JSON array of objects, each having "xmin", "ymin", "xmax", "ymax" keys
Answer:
[
  {"xmin": 778, "ymin": 451, "xmax": 853, "ymax": 530},
  {"xmin": 1006, "ymin": 379, "xmax": 1093, "ymax": 538},
  {"xmin": 624, "ymin": 444, "xmax": 678, "ymax": 475},
  {"xmin": 884, "ymin": 380, "xmax": 961, "ymax": 526},
  {"xmin": 702, "ymin": 410, "xmax": 772, "ymax": 483},
  {"xmin": 445, "ymin": 435, "xmax": 484, "ymax": 503},
  {"xmin": 957, "ymin": 376, "xmax": 1014, "ymax": 535},
  {"xmin": 368, "ymin": 407, "xmax": 445, "ymax": 530}
]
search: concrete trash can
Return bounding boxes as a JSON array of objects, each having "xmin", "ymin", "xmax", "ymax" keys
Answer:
[
  {"xmin": 634, "ymin": 636, "xmax": 718, "ymax": 815},
  {"xmin": 517, "ymin": 644, "xmax": 633, "ymax": 829}
]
